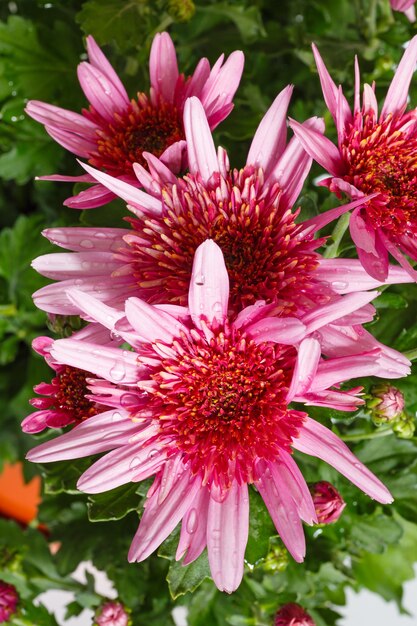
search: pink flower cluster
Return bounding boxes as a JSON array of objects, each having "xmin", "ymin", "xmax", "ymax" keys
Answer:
[{"xmin": 24, "ymin": 31, "xmax": 417, "ymax": 596}]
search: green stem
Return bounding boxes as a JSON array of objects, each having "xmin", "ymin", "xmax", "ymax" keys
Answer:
[
  {"xmin": 323, "ymin": 213, "xmax": 351, "ymax": 258},
  {"xmin": 340, "ymin": 427, "xmax": 393, "ymax": 442},
  {"xmin": 404, "ymin": 348, "xmax": 417, "ymax": 361}
]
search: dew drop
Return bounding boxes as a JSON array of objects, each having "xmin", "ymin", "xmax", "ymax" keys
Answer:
[
  {"xmin": 112, "ymin": 411, "xmax": 124, "ymax": 422},
  {"xmin": 212, "ymin": 301, "xmax": 223, "ymax": 315},
  {"xmin": 331, "ymin": 280, "xmax": 349, "ymax": 290},
  {"xmin": 120, "ymin": 393, "xmax": 138, "ymax": 408},
  {"xmin": 129, "ymin": 456, "xmax": 142, "ymax": 470},
  {"xmin": 195, "ymin": 273, "xmax": 205, "ymax": 286},
  {"xmin": 80, "ymin": 239, "xmax": 94, "ymax": 249},
  {"xmin": 147, "ymin": 449, "xmax": 159, "ymax": 459},
  {"xmin": 109, "ymin": 360, "xmax": 126, "ymax": 382},
  {"xmin": 186, "ymin": 508, "xmax": 198, "ymax": 534},
  {"xmin": 74, "ymin": 278, "xmax": 84, "ymax": 286}
]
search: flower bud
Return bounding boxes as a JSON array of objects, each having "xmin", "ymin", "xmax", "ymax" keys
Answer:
[
  {"xmin": 46, "ymin": 313, "xmax": 84, "ymax": 337},
  {"xmin": 167, "ymin": 0, "xmax": 195, "ymax": 21},
  {"xmin": 274, "ymin": 603, "xmax": 315, "ymax": 626},
  {"xmin": 94, "ymin": 601, "xmax": 130, "ymax": 626},
  {"xmin": 0, "ymin": 581, "xmax": 19, "ymax": 623},
  {"xmin": 393, "ymin": 412, "xmax": 416, "ymax": 439},
  {"xmin": 310, "ymin": 481, "xmax": 346, "ymax": 524},
  {"xmin": 263, "ymin": 538, "xmax": 289, "ymax": 572},
  {"xmin": 367, "ymin": 383, "xmax": 405, "ymax": 425}
]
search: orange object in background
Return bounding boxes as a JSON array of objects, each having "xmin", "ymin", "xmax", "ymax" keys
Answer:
[{"xmin": 0, "ymin": 462, "xmax": 41, "ymax": 524}]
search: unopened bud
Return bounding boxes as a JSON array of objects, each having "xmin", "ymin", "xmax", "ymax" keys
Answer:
[
  {"xmin": 263, "ymin": 538, "xmax": 289, "ymax": 572},
  {"xmin": 94, "ymin": 601, "xmax": 130, "ymax": 626},
  {"xmin": 167, "ymin": 0, "xmax": 195, "ymax": 21},
  {"xmin": 0, "ymin": 580, "xmax": 19, "ymax": 623},
  {"xmin": 393, "ymin": 412, "xmax": 415, "ymax": 439},
  {"xmin": 275, "ymin": 603, "xmax": 315, "ymax": 626},
  {"xmin": 47, "ymin": 313, "xmax": 84, "ymax": 337},
  {"xmin": 367, "ymin": 383, "xmax": 405, "ymax": 425},
  {"xmin": 310, "ymin": 481, "xmax": 346, "ymax": 524}
]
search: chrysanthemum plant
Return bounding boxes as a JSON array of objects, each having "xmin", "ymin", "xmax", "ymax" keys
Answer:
[{"xmin": 2, "ymin": 2, "xmax": 417, "ymax": 626}]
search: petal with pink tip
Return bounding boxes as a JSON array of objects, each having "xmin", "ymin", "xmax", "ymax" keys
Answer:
[
  {"xmin": 363, "ymin": 83, "xmax": 378, "ymax": 117},
  {"xmin": 32, "ymin": 252, "xmax": 119, "ymax": 280},
  {"xmin": 207, "ymin": 482, "xmax": 249, "ymax": 593},
  {"xmin": 149, "ymin": 32, "xmax": 179, "ymax": 103},
  {"xmin": 182, "ymin": 57, "xmax": 210, "ymax": 102},
  {"xmin": 277, "ymin": 451, "xmax": 318, "ymax": 525},
  {"xmin": 299, "ymin": 193, "xmax": 377, "ymax": 236},
  {"xmin": 142, "ymin": 152, "xmax": 178, "ymax": 185},
  {"xmin": 310, "ymin": 350, "xmax": 382, "ymax": 391},
  {"xmin": 286, "ymin": 337, "xmax": 321, "ymax": 402},
  {"xmin": 315, "ymin": 258, "xmax": 412, "ymax": 293},
  {"xmin": 312, "ymin": 43, "xmax": 340, "ymax": 124},
  {"xmin": 350, "ymin": 208, "xmax": 377, "ymax": 254},
  {"xmin": 42, "ymin": 227, "xmax": 130, "ymax": 253},
  {"xmin": 67, "ymin": 288, "xmax": 124, "ymax": 329},
  {"xmin": 86, "ymin": 35, "xmax": 129, "ymax": 104},
  {"xmin": 176, "ymin": 488, "xmax": 210, "ymax": 565},
  {"xmin": 77, "ymin": 62, "xmax": 127, "ymax": 120},
  {"xmin": 293, "ymin": 417, "xmax": 393, "ymax": 503},
  {"xmin": 246, "ymin": 317, "xmax": 307, "ymax": 345},
  {"xmin": 355, "ymin": 229, "xmax": 389, "ymax": 282},
  {"xmin": 159, "ymin": 140, "xmax": 187, "ymax": 174},
  {"xmin": 200, "ymin": 50, "xmax": 244, "ymax": 116},
  {"xmin": 64, "ymin": 183, "xmax": 117, "ymax": 210},
  {"xmin": 301, "ymin": 290, "xmax": 378, "ymax": 333},
  {"xmin": 188, "ymin": 240, "xmax": 229, "ymax": 329},
  {"xmin": 379, "ymin": 230, "xmax": 417, "ymax": 281},
  {"xmin": 288, "ymin": 118, "xmax": 345, "ymax": 176},
  {"xmin": 128, "ymin": 469, "xmax": 201, "ymax": 562},
  {"xmin": 26, "ymin": 101, "xmax": 97, "ymax": 136},
  {"xmin": 22, "ymin": 410, "xmax": 70, "ymax": 434},
  {"xmin": 381, "ymin": 35, "xmax": 417, "ymax": 117},
  {"xmin": 184, "ymin": 97, "xmax": 219, "ymax": 182},
  {"xmin": 125, "ymin": 297, "xmax": 187, "ymax": 343},
  {"xmin": 46, "ymin": 126, "xmax": 96, "ymax": 158},
  {"xmin": 247, "ymin": 85, "xmax": 293, "ymax": 176},
  {"xmin": 255, "ymin": 466, "xmax": 305, "ymax": 562},
  {"xmin": 50, "ymin": 338, "xmax": 144, "ymax": 384}
]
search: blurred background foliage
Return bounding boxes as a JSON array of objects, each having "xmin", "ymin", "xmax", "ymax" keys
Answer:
[{"xmin": 1, "ymin": 0, "xmax": 417, "ymax": 624}]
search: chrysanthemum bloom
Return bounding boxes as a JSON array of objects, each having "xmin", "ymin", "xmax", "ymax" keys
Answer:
[
  {"xmin": 367, "ymin": 382, "xmax": 405, "ymax": 426},
  {"xmin": 391, "ymin": 0, "xmax": 416, "ymax": 22},
  {"xmin": 26, "ymin": 33, "xmax": 244, "ymax": 208},
  {"xmin": 310, "ymin": 481, "xmax": 346, "ymax": 524},
  {"xmin": 22, "ymin": 325, "xmax": 116, "ymax": 433},
  {"xmin": 32, "ymin": 94, "xmax": 413, "ymax": 373},
  {"xmin": 274, "ymin": 603, "xmax": 315, "ymax": 626},
  {"xmin": 27, "ymin": 240, "xmax": 395, "ymax": 593},
  {"xmin": 0, "ymin": 581, "xmax": 19, "ymax": 623},
  {"xmin": 94, "ymin": 601, "xmax": 130, "ymax": 626},
  {"xmin": 290, "ymin": 37, "xmax": 417, "ymax": 281}
]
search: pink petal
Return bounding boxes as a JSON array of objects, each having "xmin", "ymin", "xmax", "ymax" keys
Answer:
[
  {"xmin": 26, "ymin": 100, "xmax": 97, "ymax": 136},
  {"xmin": 32, "ymin": 251, "xmax": 119, "ymax": 280},
  {"xmin": 246, "ymin": 317, "xmax": 307, "ymax": 345},
  {"xmin": 188, "ymin": 240, "xmax": 229, "ymax": 329},
  {"xmin": 355, "ymin": 228, "xmax": 390, "ymax": 281},
  {"xmin": 379, "ymin": 230, "xmax": 417, "ymax": 281},
  {"xmin": 77, "ymin": 62, "xmax": 128, "ymax": 121},
  {"xmin": 310, "ymin": 350, "xmax": 382, "ymax": 390},
  {"xmin": 277, "ymin": 451, "xmax": 318, "ymax": 525},
  {"xmin": 42, "ymin": 227, "xmax": 130, "ymax": 252},
  {"xmin": 46, "ymin": 125, "xmax": 96, "ymax": 158},
  {"xmin": 363, "ymin": 83, "xmax": 378, "ymax": 117},
  {"xmin": 50, "ymin": 338, "xmax": 145, "ymax": 384},
  {"xmin": 176, "ymin": 488, "xmax": 210, "ymax": 565},
  {"xmin": 350, "ymin": 208, "xmax": 377, "ymax": 254},
  {"xmin": 182, "ymin": 57, "xmax": 210, "ymax": 102},
  {"xmin": 207, "ymin": 482, "xmax": 249, "ymax": 593},
  {"xmin": 159, "ymin": 140, "xmax": 187, "ymax": 174},
  {"xmin": 128, "ymin": 469, "xmax": 201, "ymax": 562},
  {"xmin": 125, "ymin": 297, "xmax": 187, "ymax": 343},
  {"xmin": 36, "ymin": 174, "xmax": 94, "ymax": 183},
  {"xmin": 246, "ymin": 85, "xmax": 293, "ymax": 176},
  {"xmin": 200, "ymin": 51, "xmax": 245, "ymax": 121},
  {"xmin": 381, "ymin": 35, "xmax": 417, "ymax": 117},
  {"xmin": 286, "ymin": 337, "xmax": 321, "ymax": 402},
  {"xmin": 26, "ymin": 409, "xmax": 136, "ymax": 461},
  {"xmin": 299, "ymin": 193, "xmax": 377, "ymax": 236},
  {"xmin": 142, "ymin": 152, "xmax": 178, "ymax": 185},
  {"xmin": 354, "ymin": 56, "xmax": 360, "ymax": 115},
  {"xmin": 288, "ymin": 117, "xmax": 345, "ymax": 176},
  {"xmin": 21, "ymin": 410, "xmax": 68, "ymax": 434},
  {"xmin": 255, "ymin": 466, "xmax": 305, "ymax": 562},
  {"xmin": 293, "ymin": 417, "xmax": 393, "ymax": 503},
  {"xmin": 301, "ymin": 290, "xmax": 378, "ymax": 333},
  {"xmin": 64, "ymin": 183, "xmax": 117, "ymax": 210},
  {"xmin": 183, "ymin": 97, "xmax": 219, "ymax": 182},
  {"xmin": 315, "ymin": 258, "xmax": 413, "ymax": 293},
  {"xmin": 67, "ymin": 288, "xmax": 124, "ymax": 328},
  {"xmin": 86, "ymin": 35, "xmax": 129, "ymax": 104},
  {"xmin": 149, "ymin": 32, "xmax": 179, "ymax": 103},
  {"xmin": 312, "ymin": 43, "xmax": 339, "ymax": 123}
]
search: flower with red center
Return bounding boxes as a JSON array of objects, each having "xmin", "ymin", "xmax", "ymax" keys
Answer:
[
  {"xmin": 290, "ymin": 37, "xmax": 417, "ymax": 281},
  {"xmin": 310, "ymin": 481, "xmax": 346, "ymax": 524},
  {"xmin": 274, "ymin": 603, "xmax": 315, "ymax": 626},
  {"xmin": 0, "ymin": 581, "xmax": 19, "ymax": 624},
  {"xmin": 94, "ymin": 601, "xmax": 130, "ymax": 626},
  {"xmin": 22, "ymin": 325, "xmax": 115, "ymax": 434},
  {"xmin": 391, "ymin": 0, "xmax": 416, "ymax": 21},
  {"xmin": 31, "ymin": 93, "xmax": 413, "ymax": 375},
  {"xmin": 26, "ymin": 33, "xmax": 244, "ymax": 208},
  {"xmin": 26, "ymin": 240, "xmax": 394, "ymax": 593}
]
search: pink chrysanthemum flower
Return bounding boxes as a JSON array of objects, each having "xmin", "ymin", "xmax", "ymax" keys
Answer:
[
  {"xmin": 26, "ymin": 33, "xmax": 244, "ymax": 208},
  {"xmin": 94, "ymin": 601, "xmax": 129, "ymax": 626},
  {"xmin": 290, "ymin": 37, "xmax": 417, "ymax": 281},
  {"xmin": 27, "ymin": 240, "xmax": 394, "ymax": 593},
  {"xmin": 391, "ymin": 0, "xmax": 416, "ymax": 22},
  {"xmin": 32, "ymin": 92, "xmax": 412, "ymax": 357},
  {"xmin": 274, "ymin": 603, "xmax": 315, "ymax": 626}
]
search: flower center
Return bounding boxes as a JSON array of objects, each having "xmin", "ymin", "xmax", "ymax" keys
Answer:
[
  {"xmin": 343, "ymin": 112, "xmax": 417, "ymax": 237},
  {"xmin": 89, "ymin": 94, "xmax": 184, "ymax": 176},
  {"xmin": 141, "ymin": 324, "xmax": 306, "ymax": 489},
  {"xmin": 120, "ymin": 166, "xmax": 322, "ymax": 314},
  {"xmin": 54, "ymin": 366, "xmax": 99, "ymax": 421}
]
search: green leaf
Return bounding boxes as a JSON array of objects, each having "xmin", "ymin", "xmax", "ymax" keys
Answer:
[
  {"xmin": 167, "ymin": 551, "xmax": 211, "ymax": 599},
  {"xmin": 349, "ymin": 513, "xmax": 403, "ymax": 554},
  {"xmin": 245, "ymin": 488, "xmax": 276, "ymax": 564},
  {"xmin": 87, "ymin": 483, "xmax": 141, "ymax": 522}
]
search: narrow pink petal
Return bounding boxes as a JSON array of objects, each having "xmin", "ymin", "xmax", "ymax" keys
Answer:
[
  {"xmin": 42, "ymin": 227, "xmax": 130, "ymax": 253},
  {"xmin": 125, "ymin": 297, "xmax": 186, "ymax": 343},
  {"xmin": 64, "ymin": 183, "xmax": 118, "ymax": 209},
  {"xmin": 182, "ymin": 57, "xmax": 210, "ymax": 101},
  {"xmin": 26, "ymin": 409, "xmax": 136, "ymax": 461},
  {"xmin": 22, "ymin": 410, "xmax": 67, "ymax": 434},
  {"xmin": 246, "ymin": 85, "xmax": 293, "ymax": 176},
  {"xmin": 299, "ymin": 193, "xmax": 378, "ymax": 235},
  {"xmin": 286, "ymin": 337, "xmax": 321, "ymax": 402},
  {"xmin": 176, "ymin": 488, "xmax": 210, "ymax": 565},
  {"xmin": 128, "ymin": 469, "xmax": 201, "ymax": 562},
  {"xmin": 142, "ymin": 152, "xmax": 177, "ymax": 185},
  {"xmin": 207, "ymin": 482, "xmax": 249, "ymax": 593},
  {"xmin": 26, "ymin": 100, "xmax": 97, "ymax": 136},
  {"xmin": 67, "ymin": 288, "xmax": 124, "ymax": 330},
  {"xmin": 188, "ymin": 240, "xmax": 229, "ymax": 328},
  {"xmin": 149, "ymin": 32, "xmax": 179, "ymax": 103},
  {"xmin": 277, "ymin": 451, "xmax": 318, "ymax": 525},
  {"xmin": 246, "ymin": 317, "xmax": 307, "ymax": 345},
  {"xmin": 405, "ymin": 6, "xmax": 416, "ymax": 21},
  {"xmin": 78, "ymin": 437, "xmax": 167, "ymax": 493},
  {"xmin": 363, "ymin": 83, "xmax": 378, "ymax": 117},
  {"xmin": 310, "ymin": 350, "xmax": 382, "ymax": 390},
  {"xmin": 354, "ymin": 56, "xmax": 360, "ymax": 115},
  {"xmin": 159, "ymin": 140, "xmax": 187, "ymax": 174},
  {"xmin": 45, "ymin": 126, "xmax": 96, "ymax": 158},
  {"xmin": 296, "ymin": 389, "xmax": 363, "ymax": 411},
  {"xmin": 301, "ymin": 291, "xmax": 378, "ymax": 333},
  {"xmin": 356, "ymin": 228, "xmax": 390, "ymax": 281},
  {"xmin": 200, "ymin": 51, "xmax": 245, "ymax": 116},
  {"xmin": 50, "ymin": 338, "xmax": 145, "ymax": 384},
  {"xmin": 73, "ymin": 322, "xmax": 122, "ymax": 347},
  {"xmin": 381, "ymin": 35, "xmax": 417, "ymax": 117},
  {"xmin": 32, "ymin": 252, "xmax": 119, "ymax": 280},
  {"xmin": 288, "ymin": 118, "xmax": 345, "ymax": 176},
  {"xmin": 183, "ymin": 97, "xmax": 219, "ymax": 182},
  {"xmin": 379, "ymin": 230, "xmax": 417, "ymax": 281},
  {"xmin": 78, "ymin": 161, "xmax": 162, "ymax": 215},
  {"xmin": 293, "ymin": 417, "xmax": 393, "ymax": 503},
  {"xmin": 77, "ymin": 62, "xmax": 128, "ymax": 120},
  {"xmin": 315, "ymin": 258, "xmax": 413, "ymax": 293},
  {"xmin": 36, "ymin": 174, "xmax": 94, "ymax": 183},
  {"xmin": 255, "ymin": 466, "xmax": 305, "ymax": 562},
  {"xmin": 86, "ymin": 35, "xmax": 129, "ymax": 104},
  {"xmin": 312, "ymin": 43, "xmax": 339, "ymax": 123},
  {"xmin": 350, "ymin": 208, "xmax": 377, "ymax": 254},
  {"xmin": 336, "ymin": 84, "xmax": 354, "ymax": 138},
  {"xmin": 271, "ymin": 116, "xmax": 325, "ymax": 209}
]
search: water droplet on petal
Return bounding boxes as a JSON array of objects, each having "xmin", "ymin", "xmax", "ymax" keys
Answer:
[
  {"xmin": 112, "ymin": 411, "xmax": 124, "ymax": 422},
  {"xmin": 80, "ymin": 239, "xmax": 93, "ymax": 249},
  {"xmin": 109, "ymin": 360, "xmax": 126, "ymax": 381},
  {"xmin": 129, "ymin": 456, "xmax": 142, "ymax": 470},
  {"xmin": 331, "ymin": 280, "xmax": 349, "ymax": 290},
  {"xmin": 195, "ymin": 273, "xmax": 205, "ymax": 286},
  {"xmin": 147, "ymin": 448, "xmax": 159, "ymax": 459}
]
